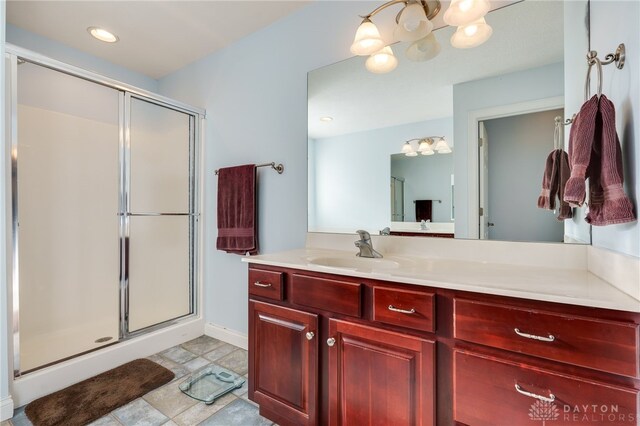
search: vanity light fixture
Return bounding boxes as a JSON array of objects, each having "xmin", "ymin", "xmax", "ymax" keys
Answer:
[
  {"xmin": 351, "ymin": 0, "xmax": 492, "ymax": 74},
  {"xmin": 88, "ymin": 27, "xmax": 119, "ymax": 43},
  {"xmin": 402, "ymin": 136, "xmax": 452, "ymax": 156}
]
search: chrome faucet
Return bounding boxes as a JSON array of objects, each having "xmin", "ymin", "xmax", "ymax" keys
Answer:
[{"xmin": 355, "ymin": 230, "xmax": 383, "ymax": 258}]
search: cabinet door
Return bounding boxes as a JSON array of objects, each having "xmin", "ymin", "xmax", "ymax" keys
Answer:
[
  {"xmin": 328, "ymin": 319, "xmax": 435, "ymax": 426},
  {"xmin": 249, "ymin": 300, "xmax": 318, "ymax": 426}
]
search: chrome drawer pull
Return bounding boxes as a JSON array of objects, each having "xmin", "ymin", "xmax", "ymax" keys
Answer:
[
  {"xmin": 388, "ymin": 305, "xmax": 416, "ymax": 314},
  {"xmin": 514, "ymin": 328, "xmax": 555, "ymax": 342},
  {"xmin": 254, "ymin": 281, "xmax": 272, "ymax": 288},
  {"xmin": 306, "ymin": 332, "xmax": 315, "ymax": 341},
  {"xmin": 515, "ymin": 384, "xmax": 555, "ymax": 403},
  {"xmin": 327, "ymin": 337, "xmax": 336, "ymax": 347}
]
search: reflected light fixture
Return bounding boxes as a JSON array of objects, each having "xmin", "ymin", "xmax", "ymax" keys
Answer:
[
  {"xmin": 351, "ymin": 0, "xmax": 492, "ymax": 73},
  {"xmin": 402, "ymin": 137, "xmax": 452, "ymax": 156},
  {"xmin": 319, "ymin": 116, "xmax": 334, "ymax": 122},
  {"xmin": 88, "ymin": 27, "xmax": 119, "ymax": 43}
]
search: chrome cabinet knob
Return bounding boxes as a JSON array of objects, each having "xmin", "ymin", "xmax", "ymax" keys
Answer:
[
  {"xmin": 306, "ymin": 331, "xmax": 315, "ymax": 341},
  {"xmin": 327, "ymin": 337, "xmax": 336, "ymax": 347}
]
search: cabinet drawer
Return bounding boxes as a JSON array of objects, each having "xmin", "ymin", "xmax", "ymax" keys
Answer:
[
  {"xmin": 290, "ymin": 274, "xmax": 361, "ymax": 317},
  {"xmin": 453, "ymin": 350, "xmax": 639, "ymax": 426},
  {"xmin": 248, "ymin": 268, "xmax": 284, "ymax": 301},
  {"xmin": 373, "ymin": 287, "xmax": 435, "ymax": 333},
  {"xmin": 454, "ymin": 298, "xmax": 640, "ymax": 377}
]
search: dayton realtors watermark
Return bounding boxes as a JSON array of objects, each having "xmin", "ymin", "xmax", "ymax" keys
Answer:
[{"xmin": 529, "ymin": 401, "xmax": 636, "ymax": 423}]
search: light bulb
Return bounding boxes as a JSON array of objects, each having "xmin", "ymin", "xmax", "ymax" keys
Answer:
[
  {"xmin": 365, "ymin": 46, "xmax": 398, "ymax": 74},
  {"xmin": 464, "ymin": 24, "xmax": 478, "ymax": 37},
  {"xmin": 458, "ymin": 0, "xmax": 474, "ymax": 12},
  {"xmin": 88, "ymin": 27, "xmax": 119, "ymax": 43}
]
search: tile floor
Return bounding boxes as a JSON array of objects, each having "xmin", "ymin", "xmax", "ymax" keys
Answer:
[{"xmin": 3, "ymin": 336, "xmax": 275, "ymax": 426}]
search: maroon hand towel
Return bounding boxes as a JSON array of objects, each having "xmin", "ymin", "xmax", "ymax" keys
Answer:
[
  {"xmin": 216, "ymin": 164, "xmax": 258, "ymax": 255},
  {"xmin": 585, "ymin": 95, "xmax": 635, "ymax": 225},
  {"xmin": 555, "ymin": 149, "xmax": 573, "ymax": 220},
  {"xmin": 537, "ymin": 149, "xmax": 572, "ymax": 220},
  {"xmin": 564, "ymin": 95, "xmax": 600, "ymax": 206},
  {"xmin": 537, "ymin": 150, "xmax": 556, "ymax": 210}
]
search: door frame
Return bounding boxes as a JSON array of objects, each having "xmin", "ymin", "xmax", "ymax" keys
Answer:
[{"xmin": 465, "ymin": 96, "xmax": 564, "ymax": 239}]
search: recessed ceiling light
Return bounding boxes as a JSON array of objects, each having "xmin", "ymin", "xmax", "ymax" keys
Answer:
[
  {"xmin": 87, "ymin": 27, "xmax": 119, "ymax": 43},
  {"xmin": 320, "ymin": 116, "xmax": 333, "ymax": 122}
]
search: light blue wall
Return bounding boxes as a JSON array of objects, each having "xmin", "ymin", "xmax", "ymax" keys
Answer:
[
  {"xmin": 158, "ymin": 1, "xmax": 383, "ymax": 335},
  {"xmin": 483, "ymin": 109, "xmax": 565, "ymax": 243},
  {"xmin": 309, "ymin": 118, "xmax": 453, "ymax": 233},
  {"xmin": 452, "ymin": 62, "xmax": 565, "ymax": 238},
  {"xmin": 588, "ymin": 1, "xmax": 640, "ymax": 257},
  {"xmin": 6, "ymin": 24, "xmax": 158, "ymax": 93}
]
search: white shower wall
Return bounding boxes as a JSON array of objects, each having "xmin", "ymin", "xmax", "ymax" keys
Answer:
[{"xmin": 17, "ymin": 102, "xmax": 120, "ymax": 371}]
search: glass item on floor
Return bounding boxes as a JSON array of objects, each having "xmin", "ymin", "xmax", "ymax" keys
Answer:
[{"xmin": 179, "ymin": 366, "xmax": 245, "ymax": 404}]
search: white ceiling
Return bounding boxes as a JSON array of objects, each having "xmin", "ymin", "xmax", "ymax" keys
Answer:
[
  {"xmin": 7, "ymin": 0, "xmax": 309, "ymax": 79},
  {"xmin": 308, "ymin": 1, "xmax": 565, "ymax": 139}
]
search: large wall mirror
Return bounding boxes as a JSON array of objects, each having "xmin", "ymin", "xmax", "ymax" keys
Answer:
[{"xmin": 308, "ymin": 0, "xmax": 592, "ymax": 244}]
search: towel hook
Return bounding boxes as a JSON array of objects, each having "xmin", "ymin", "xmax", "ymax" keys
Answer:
[
  {"xmin": 585, "ymin": 51, "xmax": 603, "ymax": 100},
  {"xmin": 584, "ymin": 43, "xmax": 626, "ymax": 100}
]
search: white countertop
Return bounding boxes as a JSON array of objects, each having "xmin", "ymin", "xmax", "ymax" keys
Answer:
[{"xmin": 242, "ymin": 248, "xmax": 640, "ymax": 313}]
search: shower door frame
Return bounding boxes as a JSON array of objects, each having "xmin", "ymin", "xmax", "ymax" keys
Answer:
[{"xmin": 6, "ymin": 44, "xmax": 205, "ymax": 377}]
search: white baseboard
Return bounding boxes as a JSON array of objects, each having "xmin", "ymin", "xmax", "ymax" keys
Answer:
[
  {"xmin": 12, "ymin": 317, "xmax": 204, "ymax": 407},
  {"xmin": 204, "ymin": 323, "xmax": 248, "ymax": 350},
  {"xmin": 0, "ymin": 396, "xmax": 14, "ymax": 421}
]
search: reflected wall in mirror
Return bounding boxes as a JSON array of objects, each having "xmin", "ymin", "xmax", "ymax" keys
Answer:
[{"xmin": 308, "ymin": 0, "xmax": 591, "ymax": 244}]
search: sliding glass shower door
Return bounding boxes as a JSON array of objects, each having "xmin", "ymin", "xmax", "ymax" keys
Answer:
[
  {"xmin": 16, "ymin": 62, "xmax": 121, "ymax": 372},
  {"xmin": 12, "ymin": 57, "xmax": 200, "ymax": 374},
  {"xmin": 125, "ymin": 96, "xmax": 195, "ymax": 333}
]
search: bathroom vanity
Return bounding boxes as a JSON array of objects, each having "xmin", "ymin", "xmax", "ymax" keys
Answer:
[{"xmin": 244, "ymin": 247, "xmax": 640, "ymax": 425}]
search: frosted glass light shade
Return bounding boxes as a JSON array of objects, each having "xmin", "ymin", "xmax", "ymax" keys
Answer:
[
  {"xmin": 406, "ymin": 33, "xmax": 441, "ymax": 61},
  {"xmin": 418, "ymin": 139, "xmax": 431, "ymax": 152},
  {"xmin": 434, "ymin": 138, "xmax": 452, "ymax": 153},
  {"xmin": 444, "ymin": 0, "xmax": 490, "ymax": 26},
  {"xmin": 421, "ymin": 149, "xmax": 435, "ymax": 156},
  {"xmin": 351, "ymin": 20, "xmax": 385, "ymax": 56},
  {"xmin": 365, "ymin": 46, "xmax": 398, "ymax": 74},
  {"xmin": 393, "ymin": 3, "xmax": 433, "ymax": 41},
  {"xmin": 451, "ymin": 18, "xmax": 492, "ymax": 49},
  {"xmin": 401, "ymin": 141, "xmax": 415, "ymax": 155},
  {"xmin": 394, "ymin": 3, "xmax": 433, "ymax": 42},
  {"xmin": 406, "ymin": 151, "xmax": 419, "ymax": 157}
]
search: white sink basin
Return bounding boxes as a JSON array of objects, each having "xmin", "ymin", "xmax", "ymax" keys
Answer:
[{"xmin": 307, "ymin": 256, "xmax": 401, "ymax": 272}]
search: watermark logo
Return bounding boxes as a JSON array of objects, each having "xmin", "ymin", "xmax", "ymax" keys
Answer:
[{"xmin": 529, "ymin": 400, "xmax": 559, "ymax": 424}]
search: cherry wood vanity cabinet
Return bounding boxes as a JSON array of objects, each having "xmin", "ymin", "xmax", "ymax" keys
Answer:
[{"xmin": 247, "ymin": 263, "xmax": 640, "ymax": 426}]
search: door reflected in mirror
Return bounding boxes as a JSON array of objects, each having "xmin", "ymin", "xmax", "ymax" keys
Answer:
[{"xmin": 307, "ymin": 0, "xmax": 590, "ymax": 244}]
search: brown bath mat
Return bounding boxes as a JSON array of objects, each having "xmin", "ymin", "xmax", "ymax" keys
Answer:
[{"xmin": 25, "ymin": 358, "xmax": 174, "ymax": 426}]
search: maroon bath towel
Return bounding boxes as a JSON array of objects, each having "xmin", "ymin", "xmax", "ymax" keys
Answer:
[
  {"xmin": 216, "ymin": 164, "xmax": 258, "ymax": 254},
  {"xmin": 585, "ymin": 95, "xmax": 635, "ymax": 225}
]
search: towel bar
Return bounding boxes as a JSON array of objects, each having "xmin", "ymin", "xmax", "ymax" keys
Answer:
[{"xmin": 214, "ymin": 162, "xmax": 284, "ymax": 175}]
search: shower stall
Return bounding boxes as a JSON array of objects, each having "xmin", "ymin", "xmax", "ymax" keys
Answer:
[{"xmin": 5, "ymin": 46, "xmax": 203, "ymax": 378}]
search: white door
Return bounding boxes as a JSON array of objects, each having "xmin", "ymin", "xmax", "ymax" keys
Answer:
[{"xmin": 479, "ymin": 122, "xmax": 490, "ymax": 239}]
